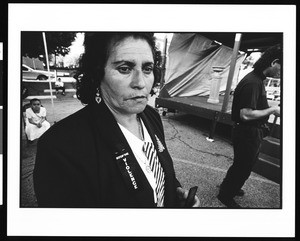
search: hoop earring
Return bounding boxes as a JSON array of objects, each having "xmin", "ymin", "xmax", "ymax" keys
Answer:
[{"xmin": 95, "ymin": 88, "xmax": 102, "ymax": 104}]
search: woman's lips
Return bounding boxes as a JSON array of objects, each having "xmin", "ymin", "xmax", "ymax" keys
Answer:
[
  {"xmin": 128, "ymin": 95, "xmax": 147, "ymax": 100},
  {"xmin": 132, "ymin": 96, "xmax": 145, "ymax": 99}
]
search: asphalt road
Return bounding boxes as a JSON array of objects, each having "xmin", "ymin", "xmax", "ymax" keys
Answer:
[{"xmin": 21, "ymin": 95, "xmax": 280, "ymax": 208}]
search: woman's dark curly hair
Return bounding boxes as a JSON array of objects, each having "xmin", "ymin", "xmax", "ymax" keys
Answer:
[
  {"xmin": 76, "ymin": 32, "xmax": 161, "ymax": 105},
  {"xmin": 253, "ymin": 44, "xmax": 282, "ymax": 74}
]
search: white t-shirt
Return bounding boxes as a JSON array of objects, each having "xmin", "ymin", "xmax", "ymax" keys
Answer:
[
  {"xmin": 118, "ymin": 119, "xmax": 158, "ymax": 203},
  {"xmin": 25, "ymin": 107, "xmax": 47, "ymax": 124},
  {"xmin": 55, "ymin": 80, "xmax": 64, "ymax": 87}
]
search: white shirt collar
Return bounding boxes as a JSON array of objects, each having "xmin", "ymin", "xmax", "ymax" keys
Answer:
[{"xmin": 118, "ymin": 119, "xmax": 157, "ymax": 202}]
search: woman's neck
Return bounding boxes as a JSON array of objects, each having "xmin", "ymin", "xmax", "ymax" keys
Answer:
[
  {"xmin": 115, "ymin": 113, "xmax": 137, "ymax": 129},
  {"xmin": 107, "ymin": 106, "xmax": 143, "ymax": 140}
]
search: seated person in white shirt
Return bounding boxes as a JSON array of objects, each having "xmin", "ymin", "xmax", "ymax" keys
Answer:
[
  {"xmin": 25, "ymin": 98, "xmax": 50, "ymax": 143},
  {"xmin": 55, "ymin": 77, "xmax": 65, "ymax": 95}
]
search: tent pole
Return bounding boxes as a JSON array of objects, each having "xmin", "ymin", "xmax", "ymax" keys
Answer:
[
  {"xmin": 42, "ymin": 32, "xmax": 55, "ymax": 117},
  {"xmin": 161, "ymin": 37, "xmax": 168, "ymax": 87},
  {"xmin": 221, "ymin": 33, "xmax": 242, "ymax": 113}
]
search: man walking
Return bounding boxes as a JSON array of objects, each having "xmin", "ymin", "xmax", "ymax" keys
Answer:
[{"xmin": 218, "ymin": 44, "xmax": 282, "ymax": 208}]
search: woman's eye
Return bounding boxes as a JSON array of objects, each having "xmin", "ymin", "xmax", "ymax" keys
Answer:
[
  {"xmin": 143, "ymin": 66, "xmax": 153, "ymax": 74},
  {"xmin": 117, "ymin": 66, "xmax": 131, "ymax": 74}
]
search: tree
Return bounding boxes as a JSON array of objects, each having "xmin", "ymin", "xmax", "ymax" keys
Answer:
[{"xmin": 21, "ymin": 32, "xmax": 77, "ymax": 59}]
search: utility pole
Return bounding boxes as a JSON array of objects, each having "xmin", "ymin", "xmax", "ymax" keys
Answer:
[{"xmin": 42, "ymin": 32, "xmax": 55, "ymax": 116}]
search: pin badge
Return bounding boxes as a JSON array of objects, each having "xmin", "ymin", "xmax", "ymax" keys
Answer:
[{"xmin": 155, "ymin": 135, "xmax": 165, "ymax": 152}]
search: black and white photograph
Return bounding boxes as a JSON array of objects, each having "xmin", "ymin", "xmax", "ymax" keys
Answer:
[
  {"xmin": 0, "ymin": 42, "xmax": 3, "ymax": 107},
  {"xmin": 6, "ymin": 3, "xmax": 296, "ymax": 238},
  {"xmin": 0, "ymin": 41, "xmax": 3, "ymax": 206},
  {"xmin": 20, "ymin": 31, "xmax": 282, "ymax": 209}
]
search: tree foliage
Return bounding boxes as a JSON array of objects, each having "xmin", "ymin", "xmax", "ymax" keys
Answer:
[{"xmin": 21, "ymin": 32, "xmax": 77, "ymax": 58}]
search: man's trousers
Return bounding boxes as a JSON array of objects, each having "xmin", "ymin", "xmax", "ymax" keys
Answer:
[{"xmin": 219, "ymin": 123, "xmax": 264, "ymax": 198}]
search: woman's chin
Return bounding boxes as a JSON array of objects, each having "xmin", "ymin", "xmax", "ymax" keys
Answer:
[{"xmin": 125, "ymin": 103, "xmax": 148, "ymax": 115}]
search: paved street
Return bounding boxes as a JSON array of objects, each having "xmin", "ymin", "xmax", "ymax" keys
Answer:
[{"xmin": 21, "ymin": 95, "xmax": 280, "ymax": 208}]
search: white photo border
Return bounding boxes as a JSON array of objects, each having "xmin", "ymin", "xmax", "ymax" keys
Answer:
[{"xmin": 7, "ymin": 3, "xmax": 296, "ymax": 237}]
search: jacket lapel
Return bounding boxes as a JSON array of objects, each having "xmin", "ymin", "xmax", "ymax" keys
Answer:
[
  {"xmin": 86, "ymin": 102, "xmax": 154, "ymax": 204},
  {"xmin": 139, "ymin": 107, "xmax": 180, "ymax": 206},
  {"xmin": 139, "ymin": 110, "xmax": 169, "ymax": 173}
]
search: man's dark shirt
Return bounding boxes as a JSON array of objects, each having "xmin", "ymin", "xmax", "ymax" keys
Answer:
[{"xmin": 231, "ymin": 70, "xmax": 269, "ymax": 126}]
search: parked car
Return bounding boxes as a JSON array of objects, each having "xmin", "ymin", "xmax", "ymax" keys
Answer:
[{"xmin": 22, "ymin": 64, "xmax": 55, "ymax": 80}]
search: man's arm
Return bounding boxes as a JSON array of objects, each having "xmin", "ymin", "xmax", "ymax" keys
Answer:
[{"xmin": 240, "ymin": 106, "xmax": 280, "ymax": 121}]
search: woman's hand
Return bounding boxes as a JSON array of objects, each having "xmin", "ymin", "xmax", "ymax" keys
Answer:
[{"xmin": 176, "ymin": 187, "xmax": 200, "ymax": 207}]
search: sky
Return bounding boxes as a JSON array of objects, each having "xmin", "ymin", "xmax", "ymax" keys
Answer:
[
  {"xmin": 62, "ymin": 33, "xmax": 85, "ymax": 67},
  {"xmin": 62, "ymin": 33, "xmax": 173, "ymax": 67}
]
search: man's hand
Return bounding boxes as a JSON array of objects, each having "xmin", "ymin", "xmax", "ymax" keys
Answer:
[
  {"xmin": 272, "ymin": 105, "xmax": 280, "ymax": 117},
  {"xmin": 176, "ymin": 187, "xmax": 200, "ymax": 207}
]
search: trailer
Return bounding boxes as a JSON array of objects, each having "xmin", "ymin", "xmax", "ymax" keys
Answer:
[
  {"xmin": 155, "ymin": 32, "xmax": 282, "ymax": 182},
  {"xmin": 155, "ymin": 32, "xmax": 282, "ymax": 140}
]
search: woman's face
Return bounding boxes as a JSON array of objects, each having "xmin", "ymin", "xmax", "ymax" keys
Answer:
[{"xmin": 100, "ymin": 37, "xmax": 155, "ymax": 116}]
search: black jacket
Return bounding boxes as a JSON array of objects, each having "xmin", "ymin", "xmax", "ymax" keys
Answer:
[{"xmin": 33, "ymin": 101, "xmax": 181, "ymax": 208}]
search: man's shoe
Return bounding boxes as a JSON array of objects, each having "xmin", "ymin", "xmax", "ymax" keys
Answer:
[
  {"xmin": 235, "ymin": 189, "xmax": 245, "ymax": 197},
  {"xmin": 217, "ymin": 194, "xmax": 242, "ymax": 208}
]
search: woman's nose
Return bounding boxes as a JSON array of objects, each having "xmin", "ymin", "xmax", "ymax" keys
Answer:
[{"xmin": 131, "ymin": 70, "xmax": 146, "ymax": 89}]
